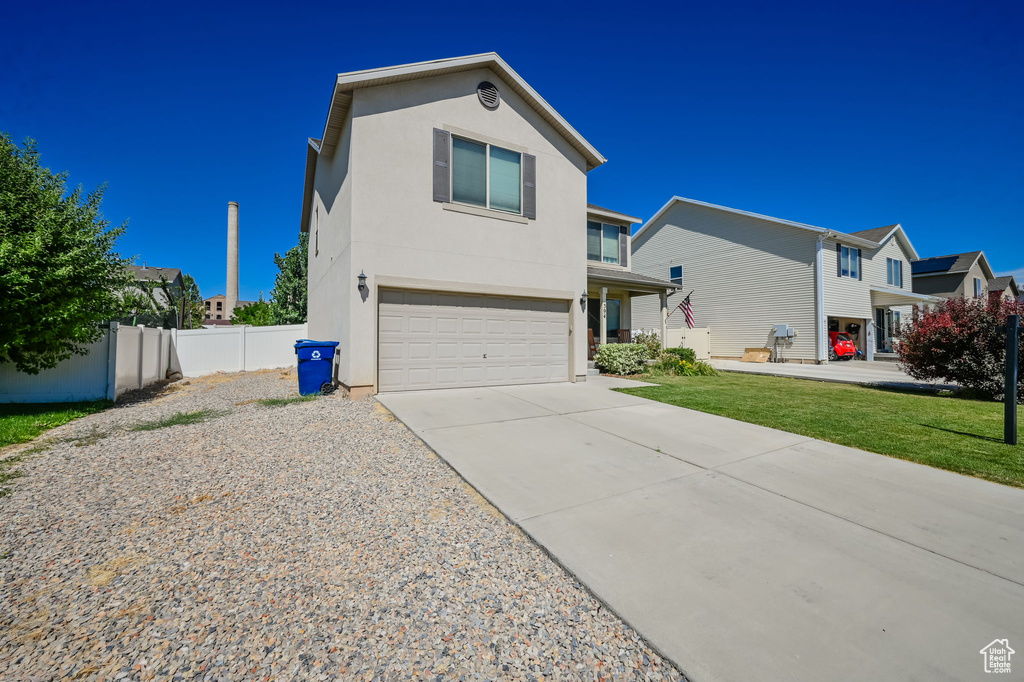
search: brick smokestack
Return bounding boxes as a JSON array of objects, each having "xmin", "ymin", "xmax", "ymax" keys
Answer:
[{"xmin": 226, "ymin": 202, "xmax": 239, "ymax": 318}]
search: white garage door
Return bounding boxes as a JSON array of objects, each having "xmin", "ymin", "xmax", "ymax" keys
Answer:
[{"xmin": 378, "ymin": 289, "xmax": 570, "ymax": 392}]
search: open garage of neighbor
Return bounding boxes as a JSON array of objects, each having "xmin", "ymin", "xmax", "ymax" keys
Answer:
[{"xmin": 377, "ymin": 289, "xmax": 571, "ymax": 392}]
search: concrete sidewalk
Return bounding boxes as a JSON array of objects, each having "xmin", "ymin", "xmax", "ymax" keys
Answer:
[
  {"xmin": 378, "ymin": 377, "xmax": 1024, "ymax": 682},
  {"xmin": 711, "ymin": 358, "xmax": 957, "ymax": 390}
]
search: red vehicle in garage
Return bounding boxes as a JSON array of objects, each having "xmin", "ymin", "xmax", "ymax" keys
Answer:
[{"xmin": 828, "ymin": 331, "xmax": 858, "ymax": 361}]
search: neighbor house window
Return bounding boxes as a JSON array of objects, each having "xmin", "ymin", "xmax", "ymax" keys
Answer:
[
  {"xmin": 839, "ymin": 245, "xmax": 860, "ymax": 279},
  {"xmin": 216, "ymin": 301, "xmax": 223, "ymax": 311},
  {"xmin": 886, "ymin": 258, "xmax": 903, "ymax": 287},
  {"xmin": 670, "ymin": 265, "xmax": 683, "ymax": 285},
  {"xmin": 587, "ymin": 221, "xmax": 623, "ymax": 265},
  {"xmin": 451, "ymin": 137, "xmax": 522, "ymax": 214},
  {"xmin": 205, "ymin": 301, "xmax": 210, "ymax": 310},
  {"xmin": 216, "ymin": 314, "xmax": 222, "ymax": 320},
  {"xmin": 974, "ymin": 278, "xmax": 983, "ymax": 297}
]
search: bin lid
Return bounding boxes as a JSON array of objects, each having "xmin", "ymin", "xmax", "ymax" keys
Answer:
[{"xmin": 294, "ymin": 339, "xmax": 340, "ymax": 349}]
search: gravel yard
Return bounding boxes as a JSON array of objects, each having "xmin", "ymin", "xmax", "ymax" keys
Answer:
[{"xmin": 0, "ymin": 370, "xmax": 684, "ymax": 681}]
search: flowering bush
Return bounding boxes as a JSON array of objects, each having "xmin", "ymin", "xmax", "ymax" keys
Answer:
[
  {"xmin": 897, "ymin": 297, "xmax": 1023, "ymax": 402},
  {"xmin": 651, "ymin": 352, "xmax": 718, "ymax": 376},
  {"xmin": 631, "ymin": 329, "xmax": 662, "ymax": 359},
  {"xmin": 594, "ymin": 343, "xmax": 649, "ymax": 375},
  {"xmin": 662, "ymin": 347, "xmax": 697, "ymax": 363}
]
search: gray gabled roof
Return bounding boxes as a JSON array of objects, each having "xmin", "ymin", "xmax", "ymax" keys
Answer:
[
  {"xmin": 130, "ymin": 266, "xmax": 182, "ymax": 284},
  {"xmin": 988, "ymin": 276, "xmax": 1020, "ymax": 297},
  {"xmin": 911, "ymin": 251, "xmax": 990, "ymax": 278},
  {"xmin": 848, "ymin": 224, "xmax": 899, "ymax": 242}
]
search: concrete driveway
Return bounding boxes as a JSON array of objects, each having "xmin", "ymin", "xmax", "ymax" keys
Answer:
[{"xmin": 378, "ymin": 377, "xmax": 1024, "ymax": 682}]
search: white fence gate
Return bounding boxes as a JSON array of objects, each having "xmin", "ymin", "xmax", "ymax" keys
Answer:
[
  {"xmin": 172, "ymin": 324, "xmax": 307, "ymax": 377},
  {"xmin": 665, "ymin": 327, "xmax": 712, "ymax": 360}
]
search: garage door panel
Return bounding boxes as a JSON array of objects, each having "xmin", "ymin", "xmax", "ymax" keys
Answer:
[{"xmin": 378, "ymin": 290, "xmax": 570, "ymax": 392}]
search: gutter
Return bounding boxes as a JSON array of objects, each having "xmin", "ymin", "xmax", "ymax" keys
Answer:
[{"xmin": 815, "ymin": 234, "xmax": 827, "ymax": 363}]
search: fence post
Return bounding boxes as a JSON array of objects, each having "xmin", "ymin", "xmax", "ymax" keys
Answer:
[
  {"xmin": 1006, "ymin": 314, "xmax": 1019, "ymax": 446},
  {"xmin": 137, "ymin": 324, "xmax": 145, "ymax": 390},
  {"xmin": 107, "ymin": 322, "xmax": 119, "ymax": 402},
  {"xmin": 239, "ymin": 325, "xmax": 247, "ymax": 371}
]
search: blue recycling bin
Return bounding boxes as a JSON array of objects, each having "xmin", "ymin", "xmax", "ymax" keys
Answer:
[{"xmin": 294, "ymin": 339, "xmax": 340, "ymax": 395}]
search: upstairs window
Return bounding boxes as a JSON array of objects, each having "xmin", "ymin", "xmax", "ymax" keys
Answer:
[
  {"xmin": 216, "ymin": 301, "xmax": 223, "ymax": 311},
  {"xmin": 974, "ymin": 278, "xmax": 983, "ymax": 297},
  {"xmin": 838, "ymin": 245, "xmax": 861, "ymax": 279},
  {"xmin": 670, "ymin": 265, "xmax": 683, "ymax": 285},
  {"xmin": 587, "ymin": 221, "xmax": 625, "ymax": 265},
  {"xmin": 886, "ymin": 258, "xmax": 903, "ymax": 287},
  {"xmin": 451, "ymin": 137, "xmax": 522, "ymax": 214}
]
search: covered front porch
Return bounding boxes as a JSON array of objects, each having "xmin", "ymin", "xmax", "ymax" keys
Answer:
[
  {"xmin": 866, "ymin": 286, "xmax": 941, "ymax": 361},
  {"xmin": 586, "ymin": 266, "xmax": 681, "ymax": 358}
]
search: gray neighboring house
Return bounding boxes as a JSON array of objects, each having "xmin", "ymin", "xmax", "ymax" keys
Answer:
[
  {"xmin": 911, "ymin": 251, "xmax": 996, "ymax": 299},
  {"xmin": 300, "ymin": 53, "xmax": 676, "ymax": 396},
  {"xmin": 911, "ymin": 251, "xmax": 1019, "ymax": 303},
  {"xmin": 125, "ymin": 264, "xmax": 183, "ymax": 328},
  {"xmin": 630, "ymin": 197, "xmax": 939, "ymax": 363}
]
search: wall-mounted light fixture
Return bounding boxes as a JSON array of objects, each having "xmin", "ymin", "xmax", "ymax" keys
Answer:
[
  {"xmin": 357, "ymin": 271, "xmax": 367, "ymax": 291},
  {"xmin": 580, "ymin": 291, "xmax": 588, "ymax": 309}
]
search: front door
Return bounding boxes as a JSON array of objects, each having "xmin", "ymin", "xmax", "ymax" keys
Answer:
[
  {"xmin": 875, "ymin": 308, "xmax": 887, "ymax": 351},
  {"xmin": 588, "ymin": 298, "xmax": 620, "ymax": 343}
]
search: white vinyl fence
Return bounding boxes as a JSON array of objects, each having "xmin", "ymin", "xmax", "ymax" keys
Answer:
[
  {"xmin": 1, "ymin": 323, "xmax": 309, "ymax": 403},
  {"xmin": 172, "ymin": 324, "xmax": 307, "ymax": 377},
  {"xmin": 665, "ymin": 327, "xmax": 712, "ymax": 360},
  {"xmin": 0, "ymin": 323, "xmax": 174, "ymax": 403}
]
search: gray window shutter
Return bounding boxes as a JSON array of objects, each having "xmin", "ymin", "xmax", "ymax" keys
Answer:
[
  {"xmin": 433, "ymin": 128, "xmax": 451, "ymax": 203},
  {"xmin": 619, "ymin": 226, "xmax": 628, "ymax": 267},
  {"xmin": 522, "ymin": 154, "xmax": 536, "ymax": 219},
  {"xmin": 857, "ymin": 249, "xmax": 863, "ymax": 280},
  {"xmin": 836, "ymin": 243, "xmax": 842, "ymax": 277}
]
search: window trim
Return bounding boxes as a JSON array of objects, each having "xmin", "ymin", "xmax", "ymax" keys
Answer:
[
  {"xmin": 974, "ymin": 278, "xmax": 983, "ymax": 298},
  {"xmin": 838, "ymin": 245, "xmax": 861, "ymax": 279},
  {"xmin": 450, "ymin": 134, "xmax": 523, "ymax": 216},
  {"xmin": 670, "ymin": 265, "xmax": 683, "ymax": 285},
  {"xmin": 886, "ymin": 258, "xmax": 903, "ymax": 287},
  {"xmin": 587, "ymin": 220, "xmax": 622, "ymax": 265}
]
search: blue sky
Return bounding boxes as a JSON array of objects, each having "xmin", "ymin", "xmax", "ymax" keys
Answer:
[{"xmin": 3, "ymin": 0, "xmax": 1021, "ymax": 299}]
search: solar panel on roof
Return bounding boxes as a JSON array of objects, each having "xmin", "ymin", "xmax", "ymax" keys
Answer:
[{"xmin": 911, "ymin": 256, "xmax": 959, "ymax": 274}]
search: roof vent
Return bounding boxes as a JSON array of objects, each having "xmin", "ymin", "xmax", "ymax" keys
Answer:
[{"xmin": 477, "ymin": 81, "xmax": 500, "ymax": 109}]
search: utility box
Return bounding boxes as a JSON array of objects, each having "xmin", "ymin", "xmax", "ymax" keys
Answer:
[{"xmin": 772, "ymin": 324, "xmax": 796, "ymax": 339}]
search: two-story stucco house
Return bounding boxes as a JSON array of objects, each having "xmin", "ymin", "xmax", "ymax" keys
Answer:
[
  {"xmin": 300, "ymin": 53, "xmax": 677, "ymax": 396},
  {"xmin": 630, "ymin": 197, "xmax": 938, "ymax": 363},
  {"xmin": 911, "ymin": 251, "xmax": 1019, "ymax": 303}
]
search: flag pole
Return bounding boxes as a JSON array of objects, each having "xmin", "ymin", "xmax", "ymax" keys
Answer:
[{"xmin": 666, "ymin": 290, "xmax": 694, "ymax": 318}]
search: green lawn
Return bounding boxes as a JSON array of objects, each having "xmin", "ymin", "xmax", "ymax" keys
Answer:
[
  {"xmin": 618, "ymin": 373, "xmax": 1024, "ymax": 488},
  {"xmin": 0, "ymin": 401, "xmax": 111, "ymax": 448}
]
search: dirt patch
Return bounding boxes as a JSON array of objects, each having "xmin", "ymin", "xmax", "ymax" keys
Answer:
[{"xmin": 85, "ymin": 555, "xmax": 143, "ymax": 586}]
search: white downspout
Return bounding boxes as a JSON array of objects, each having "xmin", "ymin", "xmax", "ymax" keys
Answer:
[{"xmin": 815, "ymin": 234, "xmax": 827, "ymax": 364}]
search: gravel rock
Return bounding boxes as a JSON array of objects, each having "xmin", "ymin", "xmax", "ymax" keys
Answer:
[{"xmin": 1, "ymin": 369, "xmax": 685, "ymax": 681}]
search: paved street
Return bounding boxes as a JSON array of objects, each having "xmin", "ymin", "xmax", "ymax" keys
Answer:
[{"xmin": 380, "ymin": 377, "xmax": 1024, "ymax": 682}]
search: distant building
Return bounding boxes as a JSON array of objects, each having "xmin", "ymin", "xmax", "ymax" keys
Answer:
[
  {"xmin": 204, "ymin": 294, "xmax": 254, "ymax": 322},
  {"xmin": 123, "ymin": 264, "xmax": 184, "ymax": 328}
]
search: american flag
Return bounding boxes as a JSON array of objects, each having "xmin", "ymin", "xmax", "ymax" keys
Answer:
[{"xmin": 678, "ymin": 295, "xmax": 695, "ymax": 329}]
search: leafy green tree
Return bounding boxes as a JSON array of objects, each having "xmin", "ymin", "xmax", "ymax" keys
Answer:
[
  {"xmin": 269, "ymin": 233, "xmax": 307, "ymax": 325},
  {"xmin": 0, "ymin": 134, "xmax": 133, "ymax": 374},
  {"xmin": 233, "ymin": 294, "xmax": 275, "ymax": 326}
]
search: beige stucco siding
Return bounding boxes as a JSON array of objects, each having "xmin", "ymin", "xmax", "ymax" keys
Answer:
[
  {"xmin": 311, "ymin": 68, "xmax": 589, "ymax": 390},
  {"xmin": 631, "ymin": 202, "xmax": 817, "ymax": 360}
]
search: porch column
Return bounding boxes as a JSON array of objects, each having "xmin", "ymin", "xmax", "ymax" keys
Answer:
[
  {"xmin": 660, "ymin": 291, "xmax": 668, "ymax": 350},
  {"xmin": 866, "ymin": 319, "xmax": 875, "ymax": 362},
  {"xmin": 599, "ymin": 287, "xmax": 608, "ymax": 345}
]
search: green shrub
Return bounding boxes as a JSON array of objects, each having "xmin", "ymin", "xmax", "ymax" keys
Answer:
[
  {"xmin": 631, "ymin": 330, "xmax": 662, "ymax": 359},
  {"xmin": 651, "ymin": 352, "xmax": 718, "ymax": 377},
  {"xmin": 662, "ymin": 347, "xmax": 697, "ymax": 363},
  {"xmin": 594, "ymin": 343, "xmax": 650, "ymax": 375}
]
